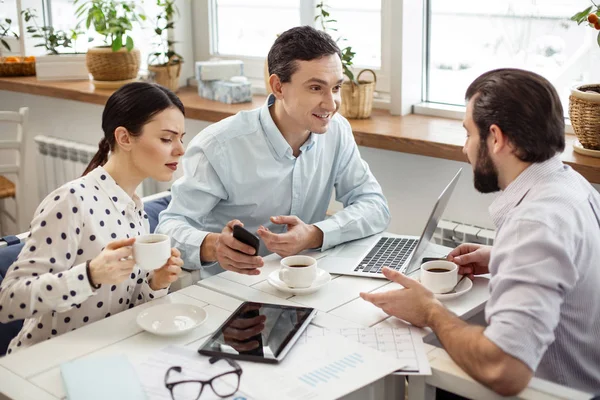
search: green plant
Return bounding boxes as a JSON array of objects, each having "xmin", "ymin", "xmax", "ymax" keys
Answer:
[
  {"xmin": 0, "ymin": 17, "xmax": 18, "ymax": 54},
  {"xmin": 315, "ymin": 1, "xmax": 356, "ymax": 83},
  {"xmin": 21, "ymin": 8, "xmax": 84, "ymax": 55},
  {"xmin": 74, "ymin": 0, "xmax": 146, "ymax": 52},
  {"xmin": 148, "ymin": 0, "xmax": 183, "ymax": 66},
  {"xmin": 571, "ymin": 1, "xmax": 600, "ymax": 47}
]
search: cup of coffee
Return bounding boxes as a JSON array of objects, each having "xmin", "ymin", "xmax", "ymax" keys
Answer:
[
  {"xmin": 133, "ymin": 234, "xmax": 171, "ymax": 271},
  {"xmin": 279, "ymin": 255, "xmax": 317, "ymax": 288},
  {"xmin": 420, "ymin": 260, "xmax": 458, "ymax": 294}
]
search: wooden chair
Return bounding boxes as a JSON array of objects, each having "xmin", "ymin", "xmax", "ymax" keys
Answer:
[{"xmin": 0, "ymin": 107, "xmax": 29, "ymax": 236}]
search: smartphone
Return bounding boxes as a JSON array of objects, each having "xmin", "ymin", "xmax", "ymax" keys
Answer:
[{"xmin": 233, "ymin": 225, "xmax": 260, "ymax": 255}]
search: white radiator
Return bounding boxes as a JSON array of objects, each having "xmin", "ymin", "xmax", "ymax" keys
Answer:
[
  {"xmin": 33, "ymin": 135, "xmax": 163, "ymax": 201},
  {"xmin": 34, "ymin": 135, "xmax": 97, "ymax": 201},
  {"xmin": 433, "ymin": 219, "xmax": 495, "ymax": 248}
]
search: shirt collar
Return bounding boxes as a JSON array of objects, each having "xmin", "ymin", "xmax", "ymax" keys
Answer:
[
  {"xmin": 489, "ymin": 155, "xmax": 564, "ymax": 229},
  {"xmin": 87, "ymin": 166, "xmax": 143, "ymax": 215},
  {"xmin": 259, "ymin": 94, "xmax": 318, "ymax": 159}
]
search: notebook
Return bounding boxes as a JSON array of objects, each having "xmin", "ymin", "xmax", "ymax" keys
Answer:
[{"xmin": 61, "ymin": 355, "xmax": 147, "ymax": 400}]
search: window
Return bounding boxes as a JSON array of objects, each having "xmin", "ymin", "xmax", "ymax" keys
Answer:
[
  {"xmin": 213, "ymin": 0, "xmax": 301, "ymax": 58},
  {"xmin": 425, "ymin": 0, "xmax": 600, "ymax": 114},
  {"xmin": 209, "ymin": 0, "xmax": 387, "ymax": 93},
  {"xmin": 41, "ymin": 0, "xmax": 163, "ymax": 69}
]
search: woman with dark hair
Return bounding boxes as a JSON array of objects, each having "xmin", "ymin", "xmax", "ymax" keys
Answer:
[{"xmin": 0, "ymin": 82, "xmax": 186, "ymax": 354}]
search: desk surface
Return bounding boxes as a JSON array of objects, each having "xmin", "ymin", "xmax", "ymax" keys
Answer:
[
  {"xmin": 0, "ymin": 246, "xmax": 489, "ymax": 400},
  {"xmin": 2, "ymin": 76, "xmax": 600, "ymax": 183}
]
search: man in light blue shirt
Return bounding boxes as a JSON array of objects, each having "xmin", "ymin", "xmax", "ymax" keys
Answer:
[{"xmin": 156, "ymin": 26, "xmax": 390, "ymax": 276}]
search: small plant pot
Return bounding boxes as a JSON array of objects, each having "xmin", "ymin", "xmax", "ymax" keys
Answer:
[
  {"xmin": 340, "ymin": 69, "xmax": 376, "ymax": 119},
  {"xmin": 149, "ymin": 57, "xmax": 183, "ymax": 92},
  {"xmin": 86, "ymin": 46, "xmax": 141, "ymax": 81},
  {"xmin": 569, "ymin": 84, "xmax": 600, "ymax": 150}
]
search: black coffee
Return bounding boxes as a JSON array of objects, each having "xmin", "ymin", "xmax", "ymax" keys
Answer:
[
  {"xmin": 288, "ymin": 264, "xmax": 310, "ymax": 268},
  {"xmin": 427, "ymin": 268, "xmax": 451, "ymax": 273}
]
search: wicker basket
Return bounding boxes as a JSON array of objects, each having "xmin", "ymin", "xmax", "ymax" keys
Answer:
[
  {"xmin": 86, "ymin": 47, "xmax": 141, "ymax": 81},
  {"xmin": 0, "ymin": 57, "xmax": 36, "ymax": 77},
  {"xmin": 340, "ymin": 69, "xmax": 376, "ymax": 119},
  {"xmin": 148, "ymin": 56, "xmax": 182, "ymax": 92},
  {"xmin": 569, "ymin": 84, "xmax": 600, "ymax": 150}
]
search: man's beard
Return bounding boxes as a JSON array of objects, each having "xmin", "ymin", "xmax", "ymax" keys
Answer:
[{"xmin": 473, "ymin": 141, "xmax": 500, "ymax": 193}]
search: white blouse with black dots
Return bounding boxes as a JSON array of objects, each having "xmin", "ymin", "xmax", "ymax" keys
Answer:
[{"xmin": 0, "ymin": 166, "xmax": 168, "ymax": 354}]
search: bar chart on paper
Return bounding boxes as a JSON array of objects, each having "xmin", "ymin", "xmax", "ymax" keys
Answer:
[{"xmin": 298, "ymin": 353, "xmax": 365, "ymax": 387}]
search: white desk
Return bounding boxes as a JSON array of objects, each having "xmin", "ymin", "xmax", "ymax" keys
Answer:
[
  {"xmin": 0, "ymin": 241, "xmax": 491, "ymax": 400},
  {"xmin": 0, "ymin": 286, "xmax": 242, "ymax": 400}
]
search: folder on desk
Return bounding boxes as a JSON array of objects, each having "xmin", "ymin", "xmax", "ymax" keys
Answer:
[{"xmin": 61, "ymin": 355, "xmax": 147, "ymax": 400}]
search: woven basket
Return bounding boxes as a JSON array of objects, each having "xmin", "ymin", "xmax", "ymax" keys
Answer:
[
  {"xmin": 86, "ymin": 47, "xmax": 141, "ymax": 81},
  {"xmin": 0, "ymin": 57, "xmax": 36, "ymax": 77},
  {"xmin": 148, "ymin": 56, "xmax": 182, "ymax": 92},
  {"xmin": 569, "ymin": 84, "xmax": 600, "ymax": 150},
  {"xmin": 340, "ymin": 69, "xmax": 376, "ymax": 119}
]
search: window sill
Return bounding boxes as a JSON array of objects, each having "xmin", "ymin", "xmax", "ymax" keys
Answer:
[{"xmin": 1, "ymin": 76, "xmax": 597, "ymax": 182}]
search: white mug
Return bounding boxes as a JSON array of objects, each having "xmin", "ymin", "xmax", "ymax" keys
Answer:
[
  {"xmin": 420, "ymin": 260, "xmax": 458, "ymax": 294},
  {"xmin": 133, "ymin": 234, "xmax": 171, "ymax": 271},
  {"xmin": 279, "ymin": 255, "xmax": 317, "ymax": 288}
]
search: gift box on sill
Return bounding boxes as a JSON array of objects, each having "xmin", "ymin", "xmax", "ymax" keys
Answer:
[
  {"xmin": 195, "ymin": 60, "xmax": 244, "ymax": 81},
  {"xmin": 198, "ymin": 77, "xmax": 252, "ymax": 104}
]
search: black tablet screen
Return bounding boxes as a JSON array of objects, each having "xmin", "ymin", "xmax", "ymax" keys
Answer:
[{"xmin": 199, "ymin": 302, "xmax": 314, "ymax": 362}]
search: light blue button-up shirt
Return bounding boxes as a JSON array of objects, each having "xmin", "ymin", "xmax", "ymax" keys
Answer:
[{"xmin": 156, "ymin": 95, "xmax": 390, "ymax": 273}]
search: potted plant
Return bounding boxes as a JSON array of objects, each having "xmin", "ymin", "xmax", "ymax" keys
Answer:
[
  {"xmin": 20, "ymin": 8, "xmax": 88, "ymax": 81},
  {"xmin": 315, "ymin": 1, "xmax": 375, "ymax": 119},
  {"xmin": 147, "ymin": 0, "xmax": 184, "ymax": 92},
  {"xmin": 0, "ymin": 17, "xmax": 35, "ymax": 77},
  {"xmin": 74, "ymin": 0, "xmax": 146, "ymax": 85},
  {"xmin": 569, "ymin": 2, "xmax": 600, "ymax": 152}
]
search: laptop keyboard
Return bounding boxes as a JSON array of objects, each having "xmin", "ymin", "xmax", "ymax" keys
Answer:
[{"xmin": 353, "ymin": 237, "xmax": 418, "ymax": 274}]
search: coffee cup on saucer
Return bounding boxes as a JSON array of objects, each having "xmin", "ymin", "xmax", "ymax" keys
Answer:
[
  {"xmin": 133, "ymin": 234, "xmax": 171, "ymax": 271},
  {"xmin": 279, "ymin": 255, "xmax": 317, "ymax": 288},
  {"xmin": 420, "ymin": 260, "xmax": 458, "ymax": 294}
]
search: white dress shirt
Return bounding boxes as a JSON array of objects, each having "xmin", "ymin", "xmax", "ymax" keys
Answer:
[
  {"xmin": 483, "ymin": 155, "xmax": 600, "ymax": 392},
  {"xmin": 0, "ymin": 167, "xmax": 168, "ymax": 354},
  {"xmin": 157, "ymin": 94, "xmax": 390, "ymax": 275}
]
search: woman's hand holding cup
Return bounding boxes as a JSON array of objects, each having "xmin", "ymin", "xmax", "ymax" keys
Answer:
[
  {"xmin": 149, "ymin": 247, "xmax": 184, "ymax": 290},
  {"xmin": 88, "ymin": 237, "xmax": 137, "ymax": 286}
]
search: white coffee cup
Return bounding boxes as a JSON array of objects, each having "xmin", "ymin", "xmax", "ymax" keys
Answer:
[
  {"xmin": 279, "ymin": 255, "xmax": 317, "ymax": 288},
  {"xmin": 420, "ymin": 260, "xmax": 458, "ymax": 294},
  {"xmin": 133, "ymin": 234, "xmax": 171, "ymax": 271}
]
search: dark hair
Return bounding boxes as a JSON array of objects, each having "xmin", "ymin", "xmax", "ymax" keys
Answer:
[
  {"xmin": 267, "ymin": 25, "xmax": 341, "ymax": 84},
  {"xmin": 465, "ymin": 68, "xmax": 565, "ymax": 163},
  {"xmin": 83, "ymin": 82, "xmax": 185, "ymax": 175}
]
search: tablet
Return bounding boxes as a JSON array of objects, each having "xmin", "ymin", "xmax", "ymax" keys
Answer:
[{"xmin": 198, "ymin": 301, "xmax": 316, "ymax": 364}]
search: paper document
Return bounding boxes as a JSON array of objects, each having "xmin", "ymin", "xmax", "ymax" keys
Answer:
[
  {"xmin": 298, "ymin": 325, "xmax": 431, "ymax": 375},
  {"xmin": 137, "ymin": 333, "xmax": 405, "ymax": 400}
]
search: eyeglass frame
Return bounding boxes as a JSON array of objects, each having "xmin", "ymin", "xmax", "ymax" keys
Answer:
[{"xmin": 164, "ymin": 356, "xmax": 243, "ymax": 400}]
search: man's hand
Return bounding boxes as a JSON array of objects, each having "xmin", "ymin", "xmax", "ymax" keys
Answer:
[
  {"xmin": 257, "ymin": 216, "xmax": 323, "ymax": 258},
  {"xmin": 211, "ymin": 220, "xmax": 264, "ymax": 275},
  {"xmin": 360, "ymin": 267, "xmax": 442, "ymax": 328},
  {"xmin": 447, "ymin": 243, "xmax": 492, "ymax": 279},
  {"xmin": 150, "ymin": 248, "xmax": 184, "ymax": 290}
]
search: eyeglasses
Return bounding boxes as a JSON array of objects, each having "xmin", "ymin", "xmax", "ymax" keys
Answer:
[{"xmin": 164, "ymin": 357, "xmax": 243, "ymax": 400}]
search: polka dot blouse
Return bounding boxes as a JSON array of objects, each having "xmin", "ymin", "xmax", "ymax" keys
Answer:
[{"xmin": 0, "ymin": 166, "xmax": 168, "ymax": 354}]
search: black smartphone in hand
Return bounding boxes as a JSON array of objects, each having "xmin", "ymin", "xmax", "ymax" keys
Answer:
[{"xmin": 233, "ymin": 225, "xmax": 260, "ymax": 255}]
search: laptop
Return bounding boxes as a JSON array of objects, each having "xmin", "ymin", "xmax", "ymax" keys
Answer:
[{"xmin": 318, "ymin": 168, "xmax": 462, "ymax": 278}]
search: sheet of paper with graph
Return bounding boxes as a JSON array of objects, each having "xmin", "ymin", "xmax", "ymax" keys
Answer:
[{"xmin": 298, "ymin": 325, "xmax": 431, "ymax": 375}]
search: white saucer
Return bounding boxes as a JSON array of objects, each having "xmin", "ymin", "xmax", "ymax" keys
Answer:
[
  {"xmin": 136, "ymin": 303, "xmax": 207, "ymax": 336},
  {"xmin": 434, "ymin": 278, "xmax": 473, "ymax": 301},
  {"xmin": 267, "ymin": 268, "xmax": 331, "ymax": 295}
]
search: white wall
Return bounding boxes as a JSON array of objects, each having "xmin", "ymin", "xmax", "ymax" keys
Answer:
[{"xmin": 1, "ymin": 90, "xmax": 599, "ymax": 237}]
